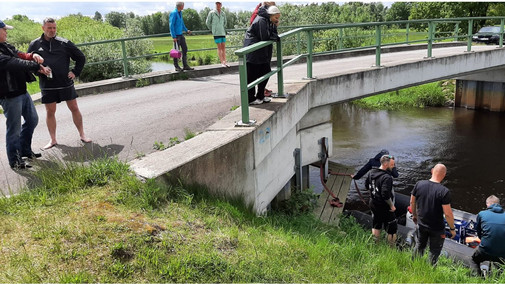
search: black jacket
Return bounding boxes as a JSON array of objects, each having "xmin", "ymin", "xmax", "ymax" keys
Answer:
[
  {"xmin": 243, "ymin": 6, "xmax": 280, "ymax": 64},
  {"xmin": 0, "ymin": 43, "xmax": 39, "ymax": 99},
  {"xmin": 365, "ymin": 168, "xmax": 394, "ymax": 208},
  {"xmin": 28, "ymin": 35, "xmax": 85, "ymax": 90}
]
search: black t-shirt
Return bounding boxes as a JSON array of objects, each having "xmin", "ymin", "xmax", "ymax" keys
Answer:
[{"xmin": 411, "ymin": 180, "xmax": 451, "ymax": 231}]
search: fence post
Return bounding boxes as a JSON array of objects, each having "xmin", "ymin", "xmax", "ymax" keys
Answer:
[
  {"xmin": 121, "ymin": 40, "xmax": 129, "ymax": 77},
  {"xmin": 453, "ymin": 23, "xmax": 459, "ymax": 42},
  {"xmin": 276, "ymin": 40, "xmax": 286, "ymax": 98},
  {"xmin": 467, "ymin": 19, "xmax": 473, "ymax": 52},
  {"xmin": 375, "ymin": 25, "xmax": 382, "ymax": 67},
  {"xmin": 427, "ymin": 21, "xmax": 434, "ymax": 58},
  {"xmin": 406, "ymin": 23, "xmax": 410, "ymax": 44},
  {"xmin": 306, "ymin": 29, "xmax": 314, "ymax": 79},
  {"xmin": 236, "ymin": 55, "xmax": 253, "ymax": 126},
  {"xmin": 297, "ymin": 32, "xmax": 301, "ymax": 54},
  {"xmin": 500, "ymin": 19, "xmax": 504, "ymax": 48},
  {"xmin": 338, "ymin": 27, "xmax": 343, "ymax": 50}
]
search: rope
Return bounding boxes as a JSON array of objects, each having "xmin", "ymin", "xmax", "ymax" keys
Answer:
[
  {"xmin": 320, "ymin": 141, "xmax": 343, "ymax": 208},
  {"xmin": 329, "ymin": 171, "xmax": 368, "ymax": 206}
]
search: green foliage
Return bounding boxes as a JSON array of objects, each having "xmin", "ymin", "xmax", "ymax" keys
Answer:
[
  {"xmin": 135, "ymin": 78, "xmax": 150, "ymax": 88},
  {"xmin": 230, "ymin": 105, "xmax": 239, "ymax": 111},
  {"xmin": 273, "ymin": 188, "xmax": 318, "ymax": 216},
  {"xmin": 184, "ymin": 128, "xmax": 196, "ymax": 140},
  {"xmin": 153, "ymin": 137, "xmax": 180, "ymax": 151},
  {"xmin": 183, "ymin": 8, "xmax": 202, "ymax": 31},
  {"xmin": 4, "ymin": 15, "xmax": 41, "ymax": 51},
  {"xmin": 386, "ymin": 2, "xmax": 412, "ymax": 22},
  {"xmin": 354, "ymin": 81, "xmax": 450, "ymax": 110}
]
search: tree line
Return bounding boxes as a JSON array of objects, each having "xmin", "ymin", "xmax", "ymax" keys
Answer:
[{"xmin": 96, "ymin": 2, "xmax": 505, "ymax": 35}]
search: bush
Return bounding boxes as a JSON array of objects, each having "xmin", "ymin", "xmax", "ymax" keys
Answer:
[{"xmin": 56, "ymin": 15, "xmax": 153, "ymax": 82}]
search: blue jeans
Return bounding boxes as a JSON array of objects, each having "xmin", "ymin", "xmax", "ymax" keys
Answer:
[{"xmin": 0, "ymin": 92, "xmax": 39, "ymax": 166}]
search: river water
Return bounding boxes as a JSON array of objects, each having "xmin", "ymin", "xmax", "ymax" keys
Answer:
[{"xmin": 321, "ymin": 103, "xmax": 505, "ymax": 214}]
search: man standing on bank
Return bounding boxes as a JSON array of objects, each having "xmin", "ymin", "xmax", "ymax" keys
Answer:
[
  {"xmin": 28, "ymin": 17, "xmax": 91, "ymax": 150},
  {"xmin": 410, "ymin": 163, "xmax": 456, "ymax": 266},
  {"xmin": 0, "ymin": 20, "xmax": 51, "ymax": 169},
  {"xmin": 365, "ymin": 154, "xmax": 397, "ymax": 247},
  {"xmin": 170, "ymin": 2, "xmax": 194, "ymax": 72},
  {"xmin": 206, "ymin": 2, "xmax": 228, "ymax": 68},
  {"xmin": 470, "ymin": 195, "xmax": 505, "ymax": 277}
]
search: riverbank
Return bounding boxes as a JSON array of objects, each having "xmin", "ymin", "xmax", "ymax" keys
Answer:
[
  {"xmin": 353, "ymin": 80, "xmax": 455, "ymax": 110},
  {"xmin": 0, "ymin": 158, "xmax": 498, "ymax": 282}
]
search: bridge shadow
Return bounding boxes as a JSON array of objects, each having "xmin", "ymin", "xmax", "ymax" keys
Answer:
[{"xmin": 188, "ymin": 77, "xmax": 240, "ymax": 86}]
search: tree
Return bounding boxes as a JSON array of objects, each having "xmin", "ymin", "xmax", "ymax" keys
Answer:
[
  {"xmin": 182, "ymin": 8, "xmax": 202, "ymax": 31},
  {"xmin": 93, "ymin": 11, "xmax": 103, "ymax": 22},
  {"xmin": 105, "ymin": 11, "xmax": 127, "ymax": 29},
  {"xmin": 199, "ymin": 6, "xmax": 211, "ymax": 29},
  {"xmin": 224, "ymin": 8, "xmax": 237, "ymax": 29},
  {"xmin": 386, "ymin": 2, "xmax": 412, "ymax": 22}
]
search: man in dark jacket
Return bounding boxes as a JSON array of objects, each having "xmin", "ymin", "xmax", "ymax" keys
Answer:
[
  {"xmin": 0, "ymin": 20, "xmax": 50, "ymax": 169},
  {"xmin": 28, "ymin": 17, "xmax": 91, "ymax": 150},
  {"xmin": 365, "ymin": 154, "xmax": 397, "ymax": 246},
  {"xmin": 352, "ymin": 149, "xmax": 399, "ymax": 180},
  {"xmin": 243, "ymin": 5, "xmax": 280, "ymax": 105},
  {"xmin": 470, "ymin": 195, "xmax": 505, "ymax": 276}
]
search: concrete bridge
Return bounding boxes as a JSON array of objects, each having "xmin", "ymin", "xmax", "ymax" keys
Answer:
[
  {"xmin": 1, "ymin": 43, "xmax": 504, "ymax": 212},
  {"xmin": 128, "ymin": 43, "xmax": 505, "ymax": 214}
]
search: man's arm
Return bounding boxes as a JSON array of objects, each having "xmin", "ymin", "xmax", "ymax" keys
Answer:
[
  {"xmin": 410, "ymin": 195, "xmax": 417, "ymax": 224},
  {"xmin": 443, "ymin": 204, "xmax": 456, "ymax": 239},
  {"xmin": 66, "ymin": 41, "xmax": 86, "ymax": 77}
]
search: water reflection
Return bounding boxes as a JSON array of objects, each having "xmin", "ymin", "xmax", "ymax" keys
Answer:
[{"xmin": 320, "ymin": 103, "xmax": 505, "ymax": 214}]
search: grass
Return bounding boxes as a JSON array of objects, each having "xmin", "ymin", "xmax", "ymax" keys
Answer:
[
  {"xmin": 151, "ymin": 35, "xmax": 221, "ymax": 66},
  {"xmin": 0, "ymin": 157, "xmax": 502, "ymax": 282},
  {"xmin": 353, "ymin": 80, "xmax": 455, "ymax": 110}
]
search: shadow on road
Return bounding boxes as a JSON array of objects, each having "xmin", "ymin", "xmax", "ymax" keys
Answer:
[{"xmin": 57, "ymin": 143, "xmax": 125, "ymax": 162}]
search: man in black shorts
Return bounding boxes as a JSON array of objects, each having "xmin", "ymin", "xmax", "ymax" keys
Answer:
[
  {"xmin": 28, "ymin": 17, "xmax": 91, "ymax": 150},
  {"xmin": 365, "ymin": 154, "xmax": 397, "ymax": 247},
  {"xmin": 410, "ymin": 163, "xmax": 456, "ymax": 266}
]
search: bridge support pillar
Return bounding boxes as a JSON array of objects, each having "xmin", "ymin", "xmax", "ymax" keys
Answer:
[{"xmin": 456, "ymin": 70, "xmax": 505, "ymax": 112}]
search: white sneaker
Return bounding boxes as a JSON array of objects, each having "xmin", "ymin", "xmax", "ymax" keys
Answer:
[
  {"xmin": 263, "ymin": 97, "xmax": 271, "ymax": 103},
  {"xmin": 249, "ymin": 99, "xmax": 263, "ymax": 105}
]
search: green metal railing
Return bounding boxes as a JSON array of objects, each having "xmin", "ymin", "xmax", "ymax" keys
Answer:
[{"xmin": 234, "ymin": 16, "xmax": 505, "ymax": 126}]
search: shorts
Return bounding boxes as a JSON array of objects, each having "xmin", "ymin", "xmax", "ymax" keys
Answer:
[
  {"xmin": 371, "ymin": 206, "xmax": 398, "ymax": 235},
  {"xmin": 41, "ymin": 86, "xmax": 78, "ymax": 104},
  {"xmin": 214, "ymin": 36, "xmax": 226, "ymax": 44}
]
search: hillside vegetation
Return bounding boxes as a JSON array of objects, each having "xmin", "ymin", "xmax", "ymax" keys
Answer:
[{"xmin": 0, "ymin": 158, "xmax": 501, "ymax": 282}]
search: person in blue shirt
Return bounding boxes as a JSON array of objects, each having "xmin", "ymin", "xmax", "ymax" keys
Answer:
[
  {"xmin": 471, "ymin": 195, "xmax": 505, "ymax": 276},
  {"xmin": 169, "ymin": 2, "xmax": 193, "ymax": 72}
]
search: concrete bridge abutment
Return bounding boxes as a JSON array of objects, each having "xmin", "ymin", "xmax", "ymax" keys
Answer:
[{"xmin": 456, "ymin": 68, "xmax": 505, "ymax": 111}]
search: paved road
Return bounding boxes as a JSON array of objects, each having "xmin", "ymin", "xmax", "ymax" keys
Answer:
[
  {"xmin": 0, "ymin": 44, "xmax": 495, "ymax": 195},
  {"xmin": 0, "ymin": 74, "xmax": 242, "ymax": 195}
]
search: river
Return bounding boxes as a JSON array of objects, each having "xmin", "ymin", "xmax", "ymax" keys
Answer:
[{"xmin": 319, "ymin": 103, "xmax": 505, "ymax": 214}]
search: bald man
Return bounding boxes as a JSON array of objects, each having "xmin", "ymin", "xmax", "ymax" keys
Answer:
[{"xmin": 410, "ymin": 164, "xmax": 456, "ymax": 266}]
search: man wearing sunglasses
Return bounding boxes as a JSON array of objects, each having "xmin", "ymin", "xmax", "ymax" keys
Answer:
[{"xmin": 365, "ymin": 154, "xmax": 397, "ymax": 247}]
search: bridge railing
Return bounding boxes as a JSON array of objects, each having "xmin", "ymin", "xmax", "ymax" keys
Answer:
[{"xmin": 234, "ymin": 16, "xmax": 505, "ymax": 126}]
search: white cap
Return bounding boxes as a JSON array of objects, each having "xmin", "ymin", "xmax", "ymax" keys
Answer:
[{"xmin": 267, "ymin": 6, "xmax": 281, "ymax": 15}]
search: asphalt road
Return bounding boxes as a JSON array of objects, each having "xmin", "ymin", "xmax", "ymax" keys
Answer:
[{"xmin": 0, "ymin": 73, "xmax": 242, "ymax": 195}]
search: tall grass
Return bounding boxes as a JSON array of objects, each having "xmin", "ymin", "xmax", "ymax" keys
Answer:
[
  {"xmin": 353, "ymin": 80, "xmax": 455, "ymax": 110},
  {"xmin": 0, "ymin": 158, "xmax": 500, "ymax": 282}
]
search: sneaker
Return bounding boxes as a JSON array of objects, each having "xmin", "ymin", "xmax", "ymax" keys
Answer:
[
  {"xmin": 249, "ymin": 99, "xmax": 263, "ymax": 105},
  {"xmin": 183, "ymin": 66, "xmax": 194, "ymax": 71},
  {"xmin": 174, "ymin": 66, "xmax": 182, "ymax": 72},
  {"xmin": 263, "ymin": 97, "xmax": 272, "ymax": 103},
  {"xmin": 22, "ymin": 151, "xmax": 42, "ymax": 159},
  {"xmin": 10, "ymin": 161, "xmax": 32, "ymax": 170}
]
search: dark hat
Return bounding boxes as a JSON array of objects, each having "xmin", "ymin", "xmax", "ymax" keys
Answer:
[
  {"xmin": 216, "ymin": 1, "xmax": 222, "ymax": 3},
  {"xmin": 0, "ymin": 20, "xmax": 13, "ymax": 30}
]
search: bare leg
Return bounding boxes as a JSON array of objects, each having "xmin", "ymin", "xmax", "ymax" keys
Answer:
[
  {"xmin": 42, "ymin": 103, "xmax": 58, "ymax": 150},
  {"xmin": 387, "ymin": 233, "xmax": 397, "ymax": 248},
  {"xmin": 66, "ymin": 99, "xmax": 91, "ymax": 143},
  {"xmin": 372, "ymin": 228, "xmax": 381, "ymax": 244}
]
